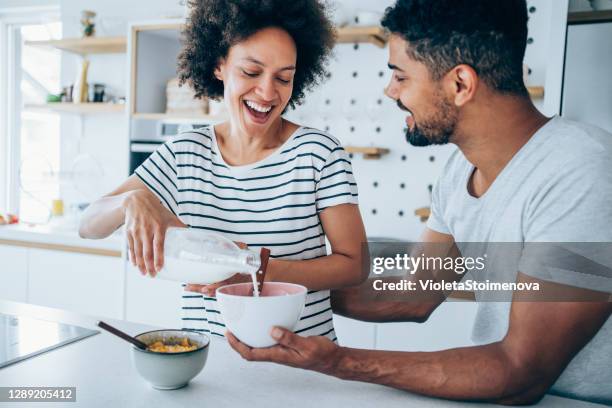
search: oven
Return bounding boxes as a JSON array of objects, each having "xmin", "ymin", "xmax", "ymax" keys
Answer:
[
  {"xmin": 129, "ymin": 141, "xmax": 163, "ymax": 174},
  {"xmin": 129, "ymin": 121, "xmax": 208, "ymax": 175}
]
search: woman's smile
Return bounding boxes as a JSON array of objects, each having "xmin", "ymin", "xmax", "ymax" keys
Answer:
[{"xmin": 243, "ymin": 99, "xmax": 275, "ymax": 124}]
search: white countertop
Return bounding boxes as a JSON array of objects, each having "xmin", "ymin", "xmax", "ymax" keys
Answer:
[
  {"xmin": 0, "ymin": 300, "xmax": 606, "ymax": 408},
  {"xmin": 0, "ymin": 223, "xmax": 123, "ymax": 252}
]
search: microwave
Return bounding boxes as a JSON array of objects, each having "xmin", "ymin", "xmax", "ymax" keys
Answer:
[{"xmin": 129, "ymin": 120, "xmax": 209, "ymax": 174}]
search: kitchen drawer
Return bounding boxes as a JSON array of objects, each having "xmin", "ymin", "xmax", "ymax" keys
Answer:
[
  {"xmin": 28, "ymin": 248, "xmax": 123, "ymax": 319},
  {"xmin": 125, "ymin": 264, "xmax": 183, "ymax": 328},
  {"xmin": 375, "ymin": 300, "xmax": 478, "ymax": 351},
  {"xmin": 0, "ymin": 244, "xmax": 28, "ymax": 302}
]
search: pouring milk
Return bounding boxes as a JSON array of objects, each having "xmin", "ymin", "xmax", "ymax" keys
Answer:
[{"xmin": 158, "ymin": 228, "xmax": 264, "ymax": 296}]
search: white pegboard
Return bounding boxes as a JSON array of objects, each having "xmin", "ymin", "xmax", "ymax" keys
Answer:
[
  {"xmin": 285, "ymin": 40, "xmax": 455, "ymax": 241},
  {"xmin": 285, "ymin": 0, "xmax": 562, "ymax": 241}
]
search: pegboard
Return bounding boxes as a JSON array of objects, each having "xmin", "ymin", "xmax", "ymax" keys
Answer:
[{"xmin": 285, "ymin": 0, "xmax": 561, "ymax": 241}]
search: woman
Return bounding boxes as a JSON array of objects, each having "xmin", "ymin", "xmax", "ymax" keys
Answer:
[{"xmin": 79, "ymin": 0, "xmax": 367, "ymax": 341}]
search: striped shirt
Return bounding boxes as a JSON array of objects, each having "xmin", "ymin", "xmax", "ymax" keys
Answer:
[{"xmin": 135, "ymin": 125, "xmax": 359, "ymax": 340}]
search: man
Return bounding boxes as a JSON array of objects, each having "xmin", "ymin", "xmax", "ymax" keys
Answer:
[{"xmin": 227, "ymin": 0, "xmax": 612, "ymax": 405}]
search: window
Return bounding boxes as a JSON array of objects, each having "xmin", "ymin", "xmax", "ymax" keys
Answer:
[{"xmin": 0, "ymin": 10, "xmax": 61, "ymax": 223}]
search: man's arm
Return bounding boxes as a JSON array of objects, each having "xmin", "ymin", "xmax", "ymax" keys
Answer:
[
  {"xmin": 229, "ymin": 273, "xmax": 612, "ymax": 405},
  {"xmin": 331, "ymin": 228, "xmax": 459, "ymax": 323}
]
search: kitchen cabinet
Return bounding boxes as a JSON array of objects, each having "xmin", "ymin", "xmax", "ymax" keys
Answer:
[
  {"xmin": 376, "ymin": 300, "xmax": 478, "ymax": 351},
  {"xmin": 0, "ymin": 244, "xmax": 28, "ymax": 302},
  {"xmin": 125, "ymin": 264, "xmax": 183, "ymax": 328},
  {"xmin": 562, "ymin": 21, "xmax": 612, "ymax": 134},
  {"xmin": 27, "ymin": 248, "xmax": 123, "ymax": 319},
  {"xmin": 334, "ymin": 301, "xmax": 477, "ymax": 351},
  {"xmin": 333, "ymin": 315, "xmax": 376, "ymax": 349}
]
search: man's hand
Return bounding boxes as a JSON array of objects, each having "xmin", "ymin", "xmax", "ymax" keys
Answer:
[
  {"xmin": 226, "ymin": 274, "xmax": 612, "ymax": 404},
  {"xmin": 226, "ymin": 327, "xmax": 342, "ymax": 375}
]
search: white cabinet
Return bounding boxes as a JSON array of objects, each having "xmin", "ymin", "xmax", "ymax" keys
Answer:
[
  {"xmin": 0, "ymin": 245, "xmax": 28, "ymax": 302},
  {"xmin": 334, "ymin": 301, "xmax": 477, "ymax": 351},
  {"xmin": 375, "ymin": 300, "xmax": 478, "ymax": 351},
  {"xmin": 125, "ymin": 264, "xmax": 183, "ymax": 328},
  {"xmin": 28, "ymin": 248, "xmax": 123, "ymax": 319},
  {"xmin": 333, "ymin": 315, "xmax": 376, "ymax": 349}
]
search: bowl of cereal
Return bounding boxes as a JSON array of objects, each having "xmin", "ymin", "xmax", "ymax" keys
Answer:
[{"xmin": 130, "ymin": 329, "xmax": 210, "ymax": 390}]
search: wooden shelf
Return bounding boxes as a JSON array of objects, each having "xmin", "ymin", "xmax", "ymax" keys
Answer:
[
  {"xmin": 568, "ymin": 10, "xmax": 612, "ymax": 24},
  {"xmin": 132, "ymin": 23, "xmax": 389, "ymax": 47},
  {"xmin": 345, "ymin": 146, "xmax": 390, "ymax": 159},
  {"xmin": 25, "ymin": 36, "xmax": 126, "ymax": 55},
  {"xmin": 414, "ymin": 207, "xmax": 431, "ymax": 222},
  {"xmin": 527, "ymin": 86, "xmax": 544, "ymax": 99},
  {"xmin": 336, "ymin": 26, "xmax": 388, "ymax": 48},
  {"xmin": 131, "ymin": 112, "xmax": 225, "ymax": 121},
  {"xmin": 25, "ymin": 103, "xmax": 126, "ymax": 114}
]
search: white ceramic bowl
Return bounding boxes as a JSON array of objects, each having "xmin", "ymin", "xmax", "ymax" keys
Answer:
[
  {"xmin": 131, "ymin": 330, "xmax": 210, "ymax": 390},
  {"xmin": 216, "ymin": 282, "xmax": 307, "ymax": 348}
]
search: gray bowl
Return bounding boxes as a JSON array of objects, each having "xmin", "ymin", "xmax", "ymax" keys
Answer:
[{"xmin": 131, "ymin": 330, "xmax": 210, "ymax": 390}]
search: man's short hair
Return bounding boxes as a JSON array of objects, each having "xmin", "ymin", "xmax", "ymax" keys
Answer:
[{"xmin": 381, "ymin": 0, "xmax": 529, "ymax": 96}]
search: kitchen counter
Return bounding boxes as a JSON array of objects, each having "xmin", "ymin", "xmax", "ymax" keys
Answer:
[
  {"xmin": 0, "ymin": 300, "xmax": 606, "ymax": 408},
  {"xmin": 0, "ymin": 224, "xmax": 123, "ymax": 257}
]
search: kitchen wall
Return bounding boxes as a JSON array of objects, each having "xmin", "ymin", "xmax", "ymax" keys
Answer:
[
  {"xmin": 0, "ymin": 0, "xmax": 58, "ymax": 9},
  {"xmin": 55, "ymin": 0, "xmax": 565, "ymax": 241},
  {"xmin": 57, "ymin": 0, "xmax": 186, "ymax": 209},
  {"xmin": 283, "ymin": 0, "xmax": 566, "ymax": 240}
]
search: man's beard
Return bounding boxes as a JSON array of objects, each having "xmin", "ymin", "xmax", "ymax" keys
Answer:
[{"xmin": 398, "ymin": 97, "xmax": 457, "ymax": 147}]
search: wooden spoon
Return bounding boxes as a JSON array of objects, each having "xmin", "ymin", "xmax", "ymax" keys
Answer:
[{"xmin": 254, "ymin": 248, "xmax": 271, "ymax": 296}]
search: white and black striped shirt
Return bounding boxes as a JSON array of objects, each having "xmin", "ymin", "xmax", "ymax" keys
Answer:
[{"xmin": 135, "ymin": 125, "xmax": 359, "ymax": 340}]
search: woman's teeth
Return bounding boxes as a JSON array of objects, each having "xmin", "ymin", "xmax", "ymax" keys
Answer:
[{"xmin": 245, "ymin": 100, "xmax": 272, "ymax": 113}]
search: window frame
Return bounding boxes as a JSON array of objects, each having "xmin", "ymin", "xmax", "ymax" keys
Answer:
[{"xmin": 0, "ymin": 5, "xmax": 60, "ymax": 213}]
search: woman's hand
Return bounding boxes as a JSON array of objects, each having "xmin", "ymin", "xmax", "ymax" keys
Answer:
[
  {"xmin": 124, "ymin": 189, "xmax": 186, "ymax": 276},
  {"xmin": 184, "ymin": 273, "xmax": 252, "ymax": 297},
  {"xmin": 183, "ymin": 241, "xmax": 253, "ymax": 296}
]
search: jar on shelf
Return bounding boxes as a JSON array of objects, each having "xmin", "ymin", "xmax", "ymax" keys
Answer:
[{"xmin": 81, "ymin": 10, "xmax": 96, "ymax": 37}]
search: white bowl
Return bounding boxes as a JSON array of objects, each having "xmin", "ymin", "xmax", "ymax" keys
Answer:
[
  {"xmin": 131, "ymin": 330, "xmax": 210, "ymax": 390},
  {"xmin": 216, "ymin": 282, "xmax": 307, "ymax": 348}
]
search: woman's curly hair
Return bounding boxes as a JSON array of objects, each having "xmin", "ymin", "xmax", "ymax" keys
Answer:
[{"xmin": 177, "ymin": 0, "xmax": 335, "ymax": 109}]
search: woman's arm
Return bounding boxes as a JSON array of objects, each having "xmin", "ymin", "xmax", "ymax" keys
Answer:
[
  {"xmin": 79, "ymin": 175, "xmax": 144, "ymax": 239},
  {"xmin": 79, "ymin": 174, "xmax": 185, "ymax": 275},
  {"xmin": 186, "ymin": 204, "xmax": 367, "ymax": 296},
  {"xmin": 264, "ymin": 203, "xmax": 367, "ymax": 291}
]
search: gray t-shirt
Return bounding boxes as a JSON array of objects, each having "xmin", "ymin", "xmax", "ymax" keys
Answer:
[{"xmin": 427, "ymin": 116, "xmax": 612, "ymax": 404}]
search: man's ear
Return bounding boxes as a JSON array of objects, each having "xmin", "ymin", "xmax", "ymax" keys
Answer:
[{"xmin": 444, "ymin": 64, "xmax": 478, "ymax": 107}]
